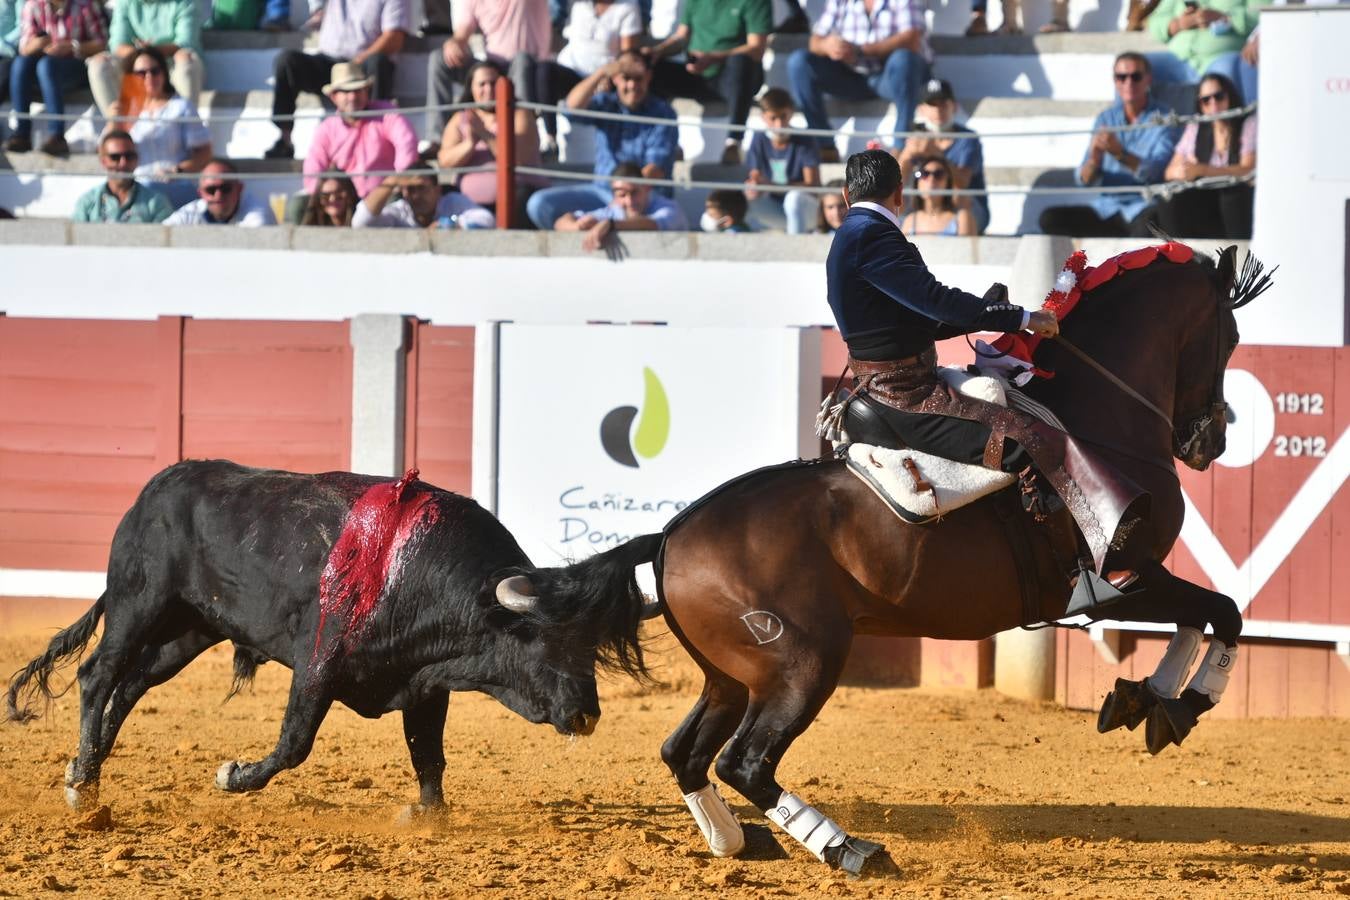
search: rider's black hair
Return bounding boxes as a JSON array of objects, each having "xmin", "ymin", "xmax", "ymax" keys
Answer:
[{"xmin": 845, "ymin": 149, "xmax": 902, "ymax": 204}]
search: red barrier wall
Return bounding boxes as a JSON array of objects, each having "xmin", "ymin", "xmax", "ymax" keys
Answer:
[{"xmin": 405, "ymin": 323, "xmax": 475, "ymax": 495}]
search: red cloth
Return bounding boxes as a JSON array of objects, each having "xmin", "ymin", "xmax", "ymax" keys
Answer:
[{"xmin": 990, "ymin": 243, "xmax": 1194, "ymax": 379}]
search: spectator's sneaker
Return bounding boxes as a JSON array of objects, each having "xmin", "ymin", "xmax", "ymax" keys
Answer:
[
  {"xmin": 539, "ymin": 134, "xmax": 559, "ymax": 163},
  {"xmin": 263, "ymin": 137, "xmax": 295, "ymax": 159},
  {"xmin": 39, "ymin": 135, "xmax": 69, "ymax": 158},
  {"xmin": 260, "ymin": 16, "xmax": 291, "ymax": 31},
  {"xmin": 4, "ymin": 134, "xmax": 32, "ymax": 153},
  {"xmin": 720, "ymin": 143, "xmax": 741, "ymax": 166}
]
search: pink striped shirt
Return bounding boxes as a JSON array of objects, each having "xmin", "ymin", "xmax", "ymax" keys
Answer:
[
  {"xmin": 20, "ymin": 0, "xmax": 106, "ymax": 44},
  {"xmin": 303, "ymin": 101, "xmax": 420, "ymax": 198}
]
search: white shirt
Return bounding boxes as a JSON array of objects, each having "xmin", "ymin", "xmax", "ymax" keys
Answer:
[
  {"xmin": 131, "ymin": 96, "xmax": 211, "ymax": 179},
  {"xmin": 557, "ymin": 0, "xmax": 643, "ymax": 75},
  {"xmin": 851, "ymin": 199, "xmax": 1031, "ymax": 329},
  {"xmin": 164, "ymin": 192, "xmax": 277, "ymax": 226},
  {"xmin": 353, "ymin": 192, "xmax": 496, "ymax": 228}
]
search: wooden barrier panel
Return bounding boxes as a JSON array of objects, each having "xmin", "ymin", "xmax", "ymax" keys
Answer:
[{"xmin": 405, "ymin": 324, "xmax": 475, "ymax": 495}]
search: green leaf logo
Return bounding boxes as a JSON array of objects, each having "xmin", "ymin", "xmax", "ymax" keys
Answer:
[{"xmin": 599, "ymin": 367, "xmax": 671, "ymax": 468}]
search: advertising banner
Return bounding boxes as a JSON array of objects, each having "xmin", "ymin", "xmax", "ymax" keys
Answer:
[{"xmin": 492, "ymin": 324, "xmax": 821, "ymax": 566}]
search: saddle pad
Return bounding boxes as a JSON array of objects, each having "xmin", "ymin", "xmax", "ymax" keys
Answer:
[{"xmin": 846, "ymin": 443, "xmax": 1015, "ymax": 523}]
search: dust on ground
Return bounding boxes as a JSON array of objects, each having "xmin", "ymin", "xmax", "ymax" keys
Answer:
[{"xmin": 1, "ymin": 630, "xmax": 1347, "ymax": 899}]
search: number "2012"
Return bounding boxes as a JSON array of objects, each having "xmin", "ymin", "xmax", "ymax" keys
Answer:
[{"xmin": 1273, "ymin": 435, "xmax": 1328, "ymax": 458}]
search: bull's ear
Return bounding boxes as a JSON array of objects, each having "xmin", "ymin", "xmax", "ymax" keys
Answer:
[{"xmin": 495, "ymin": 574, "xmax": 539, "ymax": 613}]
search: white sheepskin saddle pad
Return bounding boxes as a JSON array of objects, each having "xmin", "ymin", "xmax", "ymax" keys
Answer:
[{"xmin": 844, "ymin": 368, "xmax": 1015, "ymax": 522}]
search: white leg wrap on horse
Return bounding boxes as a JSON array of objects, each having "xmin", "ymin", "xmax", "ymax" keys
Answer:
[
  {"xmin": 682, "ymin": 784, "xmax": 745, "ymax": 857},
  {"xmin": 765, "ymin": 791, "xmax": 846, "ymax": 861},
  {"xmin": 1186, "ymin": 640, "xmax": 1238, "ymax": 703},
  {"xmin": 1146, "ymin": 626, "xmax": 1204, "ymax": 698}
]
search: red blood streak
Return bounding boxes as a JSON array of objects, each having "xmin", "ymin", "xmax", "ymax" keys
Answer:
[{"xmin": 311, "ymin": 469, "xmax": 440, "ymax": 671}]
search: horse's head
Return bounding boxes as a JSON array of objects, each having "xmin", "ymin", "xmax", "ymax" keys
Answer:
[{"xmin": 1171, "ymin": 245, "xmax": 1273, "ymax": 471}]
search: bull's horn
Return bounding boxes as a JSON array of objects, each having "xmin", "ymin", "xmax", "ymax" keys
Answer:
[
  {"xmin": 639, "ymin": 594, "xmax": 663, "ymax": 620},
  {"xmin": 495, "ymin": 575, "xmax": 539, "ymax": 613}
]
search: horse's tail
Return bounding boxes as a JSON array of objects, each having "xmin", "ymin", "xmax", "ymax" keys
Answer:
[
  {"xmin": 527, "ymin": 533, "xmax": 664, "ymax": 683},
  {"xmin": 5, "ymin": 595, "xmax": 106, "ymax": 723}
]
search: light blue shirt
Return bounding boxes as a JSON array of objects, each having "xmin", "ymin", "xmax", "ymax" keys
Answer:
[
  {"xmin": 1078, "ymin": 97, "xmax": 1180, "ymax": 222},
  {"xmin": 0, "ymin": 0, "xmax": 20, "ymax": 57},
  {"xmin": 582, "ymin": 192, "xmax": 689, "ymax": 231}
]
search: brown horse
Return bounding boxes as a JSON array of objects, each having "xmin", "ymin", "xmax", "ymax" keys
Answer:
[{"xmin": 621, "ymin": 246, "xmax": 1271, "ymax": 875}]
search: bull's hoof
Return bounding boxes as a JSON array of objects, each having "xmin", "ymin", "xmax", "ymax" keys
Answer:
[
  {"xmin": 215, "ymin": 761, "xmax": 241, "ymax": 792},
  {"xmin": 1097, "ymin": 677, "xmax": 1156, "ymax": 733},
  {"xmin": 825, "ymin": 837, "xmax": 895, "ymax": 878},
  {"xmin": 395, "ymin": 802, "xmax": 449, "ymax": 827},
  {"xmin": 1144, "ymin": 696, "xmax": 1199, "ymax": 755},
  {"xmin": 63, "ymin": 759, "xmax": 98, "ymax": 810}
]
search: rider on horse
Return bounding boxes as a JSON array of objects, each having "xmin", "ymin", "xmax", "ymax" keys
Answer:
[{"xmin": 826, "ymin": 149, "xmax": 1146, "ymax": 579}]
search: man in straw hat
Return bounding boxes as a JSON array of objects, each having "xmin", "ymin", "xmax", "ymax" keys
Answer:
[
  {"xmin": 264, "ymin": 0, "xmax": 410, "ymax": 160},
  {"xmin": 301, "ymin": 61, "xmax": 418, "ymax": 199}
]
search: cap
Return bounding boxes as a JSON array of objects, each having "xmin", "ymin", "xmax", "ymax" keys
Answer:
[{"xmin": 920, "ymin": 78, "xmax": 955, "ymax": 106}]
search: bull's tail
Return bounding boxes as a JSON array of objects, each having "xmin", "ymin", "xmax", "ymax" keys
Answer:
[
  {"xmin": 6, "ymin": 594, "xmax": 106, "ymax": 723},
  {"xmin": 529, "ymin": 533, "xmax": 663, "ymax": 683},
  {"xmin": 224, "ymin": 644, "xmax": 266, "ymax": 703}
]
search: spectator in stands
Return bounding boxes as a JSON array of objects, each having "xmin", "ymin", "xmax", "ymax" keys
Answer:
[
  {"xmin": 300, "ymin": 173, "xmax": 358, "ymax": 226},
  {"xmin": 263, "ymin": 0, "xmax": 409, "ymax": 160},
  {"xmin": 72, "ymin": 130, "xmax": 173, "ymax": 223},
  {"xmin": 354, "ymin": 164, "xmax": 496, "ymax": 228},
  {"xmin": 88, "ymin": 0, "xmax": 203, "ymax": 122},
  {"xmin": 534, "ymin": 0, "xmax": 643, "ymax": 158},
  {"xmin": 425, "ymin": 0, "xmax": 549, "ymax": 141},
  {"xmin": 117, "ymin": 46, "xmax": 210, "ymax": 207},
  {"xmin": 645, "ymin": 0, "xmax": 770, "ymax": 165},
  {"xmin": 894, "ymin": 78, "xmax": 988, "ymax": 233},
  {"xmin": 701, "ymin": 188, "xmax": 752, "ymax": 233},
  {"xmin": 5, "ymin": 0, "xmax": 105, "ymax": 156},
  {"xmin": 744, "ymin": 87, "xmax": 820, "ymax": 234},
  {"xmin": 525, "ymin": 50, "xmax": 677, "ymax": 230},
  {"xmin": 302, "ymin": 62, "xmax": 418, "ymax": 198},
  {"xmin": 1154, "ymin": 73, "xmax": 1254, "ymax": 238},
  {"xmin": 899, "ymin": 154, "xmax": 976, "ymax": 236},
  {"xmin": 0, "ymin": 0, "xmax": 17, "ymax": 110},
  {"xmin": 967, "ymin": 0, "xmax": 1070, "ymax": 35},
  {"xmin": 787, "ymin": 0, "xmax": 931, "ymax": 164},
  {"xmin": 816, "ymin": 180, "xmax": 847, "ymax": 233},
  {"xmin": 1146, "ymin": 0, "xmax": 1258, "ymax": 105},
  {"xmin": 165, "ymin": 158, "xmax": 277, "ymax": 225},
  {"xmin": 553, "ymin": 163, "xmax": 688, "ymax": 249},
  {"xmin": 437, "ymin": 60, "xmax": 544, "ymax": 220},
  {"xmin": 1038, "ymin": 53, "xmax": 1178, "ymax": 237}
]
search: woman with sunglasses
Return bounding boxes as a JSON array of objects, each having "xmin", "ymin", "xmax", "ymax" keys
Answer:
[
  {"xmin": 437, "ymin": 60, "xmax": 544, "ymax": 224},
  {"xmin": 300, "ymin": 173, "xmax": 357, "ymax": 227},
  {"xmin": 4, "ymin": 0, "xmax": 106, "ymax": 156},
  {"xmin": 118, "ymin": 45, "xmax": 211, "ymax": 207},
  {"xmin": 1155, "ymin": 73, "xmax": 1254, "ymax": 238},
  {"xmin": 899, "ymin": 155, "xmax": 976, "ymax": 237}
]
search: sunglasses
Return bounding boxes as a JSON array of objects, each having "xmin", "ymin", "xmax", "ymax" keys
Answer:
[
  {"xmin": 132, "ymin": 67, "xmax": 163, "ymax": 78},
  {"xmin": 1114, "ymin": 71, "xmax": 1145, "ymax": 83},
  {"xmin": 1198, "ymin": 90, "xmax": 1228, "ymax": 105},
  {"xmin": 201, "ymin": 182, "xmax": 237, "ymax": 197},
  {"xmin": 318, "ymin": 191, "xmax": 349, "ymax": 203},
  {"xmin": 915, "ymin": 167, "xmax": 947, "ymax": 181},
  {"xmin": 104, "ymin": 151, "xmax": 138, "ymax": 163}
]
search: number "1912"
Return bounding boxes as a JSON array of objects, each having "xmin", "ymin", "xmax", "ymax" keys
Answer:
[{"xmin": 1275, "ymin": 392, "xmax": 1325, "ymax": 415}]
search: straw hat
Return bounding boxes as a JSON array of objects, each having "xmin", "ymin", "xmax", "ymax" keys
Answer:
[{"xmin": 322, "ymin": 62, "xmax": 374, "ymax": 96}]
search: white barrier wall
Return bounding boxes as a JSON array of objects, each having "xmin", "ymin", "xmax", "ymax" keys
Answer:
[{"xmin": 1250, "ymin": 7, "xmax": 1350, "ymax": 347}]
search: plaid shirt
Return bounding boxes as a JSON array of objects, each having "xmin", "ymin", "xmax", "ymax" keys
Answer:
[
  {"xmin": 20, "ymin": 0, "xmax": 105, "ymax": 43},
  {"xmin": 812, "ymin": 0, "xmax": 930, "ymax": 70}
]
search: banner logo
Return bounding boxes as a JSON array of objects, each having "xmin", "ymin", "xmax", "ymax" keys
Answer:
[{"xmin": 600, "ymin": 367, "xmax": 670, "ymax": 468}]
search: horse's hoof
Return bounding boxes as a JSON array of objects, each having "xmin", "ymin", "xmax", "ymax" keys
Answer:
[
  {"xmin": 1097, "ymin": 677, "xmax": 1155, "ymax": 733},
  {"xmin": 215, "ymin": 761, "xmax": 240, "ymax": 791},
  {"xmin": 1144, "ymin": 696, "xmax": 1199, "ymax": 755},
  {"xmin": 826, "ymin": 837, "xmax": 895, "ymax": 878}
]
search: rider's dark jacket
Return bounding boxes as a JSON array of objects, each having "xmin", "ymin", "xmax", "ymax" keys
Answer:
[{"xmin": 826, "ymin": 204, "xmax": 1025, "ymax": 361}]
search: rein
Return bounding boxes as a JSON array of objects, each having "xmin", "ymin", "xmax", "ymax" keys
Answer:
[{"xmin": 1050, "ymin": 335, "xmax": 1175, "ymax": 431}]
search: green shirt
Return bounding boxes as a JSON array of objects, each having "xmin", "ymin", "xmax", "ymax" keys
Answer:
[
  {"xmin": 681, "ymin": 0, "xmax": 771, "ymax": 79},
  {"xmin": 109, "ymin": 0, "xmax": 201, "ymax": 53},
  {"xmin": 1147, "ymin": 0, "xmax": 1259, "ymax": 74},
  {"xmin": 72, "ymin": 181, "xmax": 174, "ymax": 223}
]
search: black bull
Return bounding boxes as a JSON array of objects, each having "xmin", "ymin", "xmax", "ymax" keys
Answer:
[{"xmin": 6, "ymin": 460, "xmax": 657, "ymax": 812}]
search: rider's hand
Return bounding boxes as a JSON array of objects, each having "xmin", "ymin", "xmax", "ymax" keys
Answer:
[{"xmin": 1027, "ymin": 310, "xmax": 1059, "ymax": 337}]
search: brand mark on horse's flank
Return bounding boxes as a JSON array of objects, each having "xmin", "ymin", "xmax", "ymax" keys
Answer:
[{"xmin": 740, "ymin": 611, "xmax": 784, "ymax": 645}]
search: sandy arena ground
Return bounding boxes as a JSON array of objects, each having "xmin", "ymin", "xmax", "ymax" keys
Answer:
[{"xmin": 1, "ymin": 628, "xmax": 1347, "ymax": 899}]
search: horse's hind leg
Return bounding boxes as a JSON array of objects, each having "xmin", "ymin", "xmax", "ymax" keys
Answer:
[
  {"xmin": 1094, "ymin": 560, "xmax": 1242, "ymax": 754},
  {"xmin": 215, "ymin": 660, "xmax": 332, "ymax": 794},
  {"xmin": 661, "ymin": 671, "xmax": 749, "ymax": 857}
]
